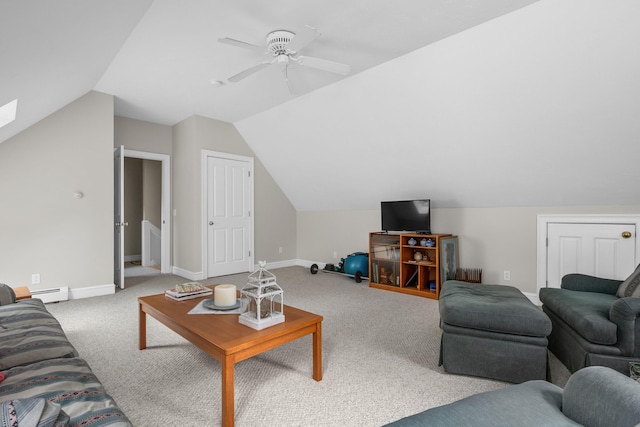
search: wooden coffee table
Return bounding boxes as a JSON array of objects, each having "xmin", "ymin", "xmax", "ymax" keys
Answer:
[{"xmin": 138, "ymin": 287, "xmax": 323, "ymax": 427}]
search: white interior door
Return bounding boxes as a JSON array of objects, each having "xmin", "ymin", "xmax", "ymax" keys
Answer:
[
  {"xmin": 206, "ymin": 155, "xmax": 253, "ymax": 277},
  {"xmin": 546, "ymin": 222, "xmax": 636, "ymax": 288},
  {"xmin": 114, "ymin": 145, "xmax": 125, "ymax": 289}
]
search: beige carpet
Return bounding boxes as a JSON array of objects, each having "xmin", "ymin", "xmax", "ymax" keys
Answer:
[{"xmin": 45, "ymin": 266, "xmax": 570, "ymax": 427}]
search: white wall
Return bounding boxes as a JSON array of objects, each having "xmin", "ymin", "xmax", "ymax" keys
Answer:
[
  {"xmin": 0, "ymin": 91, "xmax": 114, "ymax": 293},
  {"xmin": 297, "ymin": 205, "xmax": 640, "ymax": 295},
  {"xmin": 235, "ymin": 0, "xmax": 640, "ymax": 212}
]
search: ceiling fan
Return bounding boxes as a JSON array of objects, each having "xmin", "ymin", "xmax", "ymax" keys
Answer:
[{"xmin": 218, "ymin": 25, "xmax": 350, "ymax": 93}]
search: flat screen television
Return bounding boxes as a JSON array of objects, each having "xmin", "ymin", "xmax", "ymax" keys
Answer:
[{"xmin": 381, "ymin": 199, "xmax": 431, "ymax": 233}]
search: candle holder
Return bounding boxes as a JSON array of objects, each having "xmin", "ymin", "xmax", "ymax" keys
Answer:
[{"xmin": 238, "ymin": 261, "xmax": 285, "ymax": 330}]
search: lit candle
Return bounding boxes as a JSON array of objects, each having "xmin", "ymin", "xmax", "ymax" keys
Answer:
[{"xmin": 214, "ymin": 284, "xmax": 236, "ymax": 307}]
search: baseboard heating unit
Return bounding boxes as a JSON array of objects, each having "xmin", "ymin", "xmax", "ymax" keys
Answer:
[{"xmin": 30, "ymin": 287, "xmax": 69, "ymax": 303}]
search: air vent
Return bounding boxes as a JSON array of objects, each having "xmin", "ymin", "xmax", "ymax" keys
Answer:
[{"xmin": 30, "ymin": 287, "xmax": 69, "ymax": 303}]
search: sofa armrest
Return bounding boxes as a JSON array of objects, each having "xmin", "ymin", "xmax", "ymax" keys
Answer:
[
  {"xmin": 0, "ymin": 283, "xmax": 16, "ymax": 305},
  {"xmin": 563, "ymin": 366, "xmax": 640, "ymax": 427},
  {"xmin": 561, "ymin": 273, "xmax": 621, "ymax": 295},
  {"xmin": 610, "ymin": 297, "xmax": 640, "ymax": 355}
]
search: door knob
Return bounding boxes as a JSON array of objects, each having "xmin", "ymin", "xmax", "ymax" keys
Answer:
[
  {"xmin": 622, "ymin": 231, "xmax": 632, "ymax": 238},
  {"xmin": 209, "ymin": 221, "xmax": 214, "ymax": 226}
]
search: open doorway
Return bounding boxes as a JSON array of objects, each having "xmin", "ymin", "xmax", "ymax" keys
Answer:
[
  {"xmin": 124, "ymin": 157, "xmax": 162, "ymax": 277},
  {"xmin": 115, "ymin": 148, "xmax": 171, "ymax": 288}
]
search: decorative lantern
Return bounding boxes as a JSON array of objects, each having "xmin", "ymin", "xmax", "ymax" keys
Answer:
[{"xmin": 238, "ymin": 261, "xmax": 285, "ymax": 330}]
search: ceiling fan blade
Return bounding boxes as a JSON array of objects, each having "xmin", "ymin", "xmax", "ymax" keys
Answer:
[
  {"xmin": 285, "ymin": 25, "xmax": 320, "ymax": 53},
  {"xmin": 218, "ymin": 37, "xmax": 265, "ymax": 54},
  {"xmin": 295, "ymin": 55, "xmax": 350, "ymax": 75},
  {"xmin": 228, "ymin": 62, "xmax": 271, "ymax": 82}
]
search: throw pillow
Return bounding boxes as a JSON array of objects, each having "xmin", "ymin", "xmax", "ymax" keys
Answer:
[
  {"xmin": 616, "ymin": 264, "xmax": 640, "ymax": 298},
  {"xmin": 0, "ymin": 398, "xmax": 69, "ymax": 427}
]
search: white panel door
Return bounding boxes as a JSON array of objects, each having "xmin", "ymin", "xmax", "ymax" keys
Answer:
[
  {"xmin": 113, "ymin": 145, "xmax": 125, "ymax": 289},
  {"xmin": 547, "ymin": 222, "xmax": 636, "ymax": 288},
  {"xmin": 206, "ymin": 156, "xmax": 252, "ymax": 277}
]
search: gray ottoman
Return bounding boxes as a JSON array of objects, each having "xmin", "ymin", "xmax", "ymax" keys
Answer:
[{"xmin": 439, "ymin": 281, "xmax": 552, "ymax": 383}]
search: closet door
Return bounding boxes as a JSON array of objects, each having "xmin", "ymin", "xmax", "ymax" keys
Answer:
[
  {"xmin": 206, "ymin": 155, "xmax": 253, "ymax": 277},
  {"xmin": 546, "ymin": 222, "xmax": 635, "ymax": 288}
]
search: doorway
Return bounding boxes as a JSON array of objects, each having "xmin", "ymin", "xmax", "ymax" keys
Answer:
[
  {"xmin": 114, "ymin": 148, "xmax": 171, "ymax": 288},
  {"xmin": 123, "ymin": 157, "xmax": 162, "ymax": 277},
  {"xmin": 537, "ymin": 215, "xmax": 640, "ymax": 293}
]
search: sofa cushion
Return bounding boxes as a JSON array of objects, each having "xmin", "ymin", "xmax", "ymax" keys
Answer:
[
  {"xmin": 0, "ymin": 299, "xmax": 78, "ymax": 370},
  {"xmin": 616, "ymin": 264, "xmax": 640, "ymax": 298},
  {"xmin": 439, "ymin": 282, "xmax": 551, "ymax": 337},
  {"xmin": 539, "ymin": 288, "xmax": 618, "ymax": 345},
  {"xmin": 0, "ymin": 357, "xmax": 131, "ymax": 427}
]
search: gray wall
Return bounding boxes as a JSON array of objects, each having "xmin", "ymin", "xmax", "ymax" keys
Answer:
[
  {"xmin": 124, "ymin": 157, "xmax": 143, "ymax": 256},
  {"xmin": 114, "ymin": 116, "xmax": 172, "ymax": 155},
  {"xmin": 172, "ymin": 115, "xmax": 297, "ymax": 277},
  {"xmin": 2, "ymin": 92, "xmax": 636, "ymax": 300},
  {"xmin": 142, "ymin": 159, "xmax": 162, "ymax": 227},
  {"xmin": 116, "ymin": 114, "xmax": 297, "ymax": 277},
  {"xmin": 0, "ymin": 91, "xmax": 114, "ymax": 291},
  {"xmin": 297, "ymin": 205, "xmax": 640, "ymax": 295}
]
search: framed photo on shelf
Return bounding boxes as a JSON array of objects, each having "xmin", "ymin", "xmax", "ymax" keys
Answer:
[{"xmin": 440, "ymin": 236, "xmax": 459, "ymax": 283}]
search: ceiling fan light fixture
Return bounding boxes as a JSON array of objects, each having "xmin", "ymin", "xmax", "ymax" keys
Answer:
[{"xmin": 266, "ymin": 30, "xmax": 295, "ymax": 55}]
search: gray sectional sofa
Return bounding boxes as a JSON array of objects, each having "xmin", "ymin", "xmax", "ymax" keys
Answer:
[
  {"xmin": 386, "ymin": 366, "xmax": 640, "ymax": 427},
  {"xmin": 0, "ymin": 285, "xmax": 131, "ymax": 426},
  {"xmin": 540, "ymin": 273, "xmax": 640, "ymax": 374}
]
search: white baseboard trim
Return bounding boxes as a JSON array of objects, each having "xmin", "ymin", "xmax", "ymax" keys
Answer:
[
  {"xmin": 68, "ymin": 284, "xmax": 115, "ymax": 301},
  {"xmin": 124, "ymin": 255, "xmax": 141, "ymax": 262},
  {"xmin": 524, "ymin": 291, "xmax": 541, "ymax": 306},
  {"xmin": 262, "ymin": 259, "xmax": 299, "ymax": 270},
  {"xmin": 173, "ymin": 260, "xmax": 300, "ymax": 281},
  {"xmin": 172, "ymin": 266, "xmax": 204, "ymax": 281}
]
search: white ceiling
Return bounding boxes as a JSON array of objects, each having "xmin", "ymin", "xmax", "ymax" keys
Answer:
[
  {"xmin": 1, "ymin": 0, "xmax": 537, "ymax": 139},
  {"xmin": 3, "ymin": 0, "xmax": 640, "ymax": 212}
]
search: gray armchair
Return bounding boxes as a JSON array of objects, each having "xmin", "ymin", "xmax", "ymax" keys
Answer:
[{"xmin": 539, "ymin": 273, "xmax": 640, "ymax": 374}]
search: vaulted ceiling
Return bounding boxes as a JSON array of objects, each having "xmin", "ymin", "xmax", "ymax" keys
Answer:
[{"xmin": 3, "ymin": 0, "xmax": 639, "ymax": 211}]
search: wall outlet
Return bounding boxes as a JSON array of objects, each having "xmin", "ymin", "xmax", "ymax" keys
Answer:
[
  {"xmin": 503, "ymin": 270, "xmax": 511, "ymax": 281},
  {"xmin": 31, "ymin": 273, "xmax": 40, "ymax": 284},
  {"xmin": 278, "ymin": 246, "xmax": 283, "ymax": 254},
  {"xmin": 333, "ymin": 251, "xmax": 338, "ymax": 259}
]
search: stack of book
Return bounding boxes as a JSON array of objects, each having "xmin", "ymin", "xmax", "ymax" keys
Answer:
[{"xmin": 165, "ymin": 282, "xmax": 212, "ymax": 301}]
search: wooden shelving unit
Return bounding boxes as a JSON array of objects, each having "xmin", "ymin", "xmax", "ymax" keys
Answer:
[{"xmin": 368, "ymin": 232, "xmax": 458, "ymax": 300}]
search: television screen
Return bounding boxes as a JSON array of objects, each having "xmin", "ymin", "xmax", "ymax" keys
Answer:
[{"xmin": 381, "ymin": 199, "xmax": 431, "ymax": 233}]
